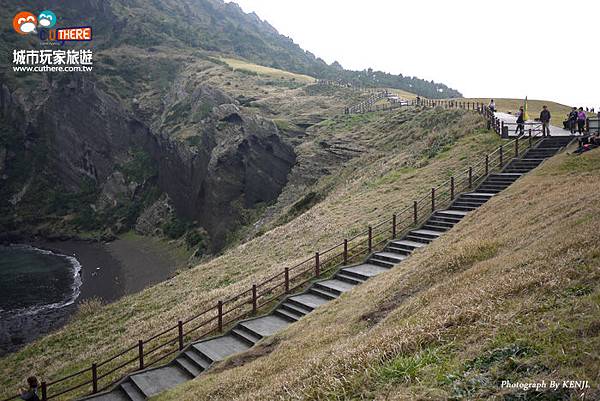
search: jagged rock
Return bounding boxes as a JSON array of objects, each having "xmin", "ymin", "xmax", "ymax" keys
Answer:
[
  {"xmin": 135, "ymin": 194, "xmax": 175, "ymax": 236},
  {"xmin": 96, "ymin": 171, "xmax": 132, "ymax": 210}
]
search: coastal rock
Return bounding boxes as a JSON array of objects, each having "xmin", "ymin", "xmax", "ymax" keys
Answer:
[{"xmin": 135, "ymin": 194, "xmax": 175, "ymax": 236}]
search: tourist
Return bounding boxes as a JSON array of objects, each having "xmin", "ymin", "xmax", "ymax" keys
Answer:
[
  {"xmin": 515, "ymin": 106, "xmax": 525, "ymax": 135},
  {"xmin": 577, "ymin": 107, "xmax": 587, "ymax": 135},
  {"xmin": 568, "ymin": 107, "xmax": 578, "ymax": 134},
  {"xmin": 488, "ymin": 99, "xmax": 496, "ymax": 113},
  {"xmin": 540, "ymin": 105, "xmax": 551, "ymax": 137},
  {"xmin": 19, "ymin": 377, "xmax": 40, "ymax": 401}
]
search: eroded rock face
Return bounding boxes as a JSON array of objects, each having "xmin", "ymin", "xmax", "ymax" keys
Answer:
[
  {"xmin": 135, "ymin": 194, "xmax": 175, "ymax": 236},
  {"xmin": 0, "ymin": 77, "xmax": 296, "ymax": 251}
]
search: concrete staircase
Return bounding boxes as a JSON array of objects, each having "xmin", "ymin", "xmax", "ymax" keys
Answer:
[{"xmin": 80, "ymin": 136, "xmax": 572, "ymax": 401}]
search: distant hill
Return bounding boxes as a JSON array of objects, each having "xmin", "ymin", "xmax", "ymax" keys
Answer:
[{"xmin": 0, "ymin": 0, "xmax": 459, "ymax": 98}]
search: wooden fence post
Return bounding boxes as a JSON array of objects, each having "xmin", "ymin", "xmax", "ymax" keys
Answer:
[
  {"xmin": 499, "ymin": 145, "xmax": 504, "ymax": 167},
  {"xmin": 284, "ymin": 267, "xmax": 289, "ymax": 293},
  {"xmin": 252, "ymin": 284, "xmax": 257, "ymax": 314},
  {"xmin": 431, "ymin": 187, "xmax": 436, "ymax": 212},
  {"xmin": 515, "ymin": 136, "xmax": 519, "ymax": 157},
  {"xmin": 485, "ymin": 154, "xmax": 489, "ymax": 176},
  {"xmin": 92, "ymin": 363, "xmax": 98, "ymax": 393},
  {"xmin": 315, "ymin": 252, "xmax": 320, "ymax": 277},
  {"xmin": 41, "ymin": 382, "xmax": 47, "ymax": 401},
  {"xmin": 368, "ymin": 226, "xmax": 372, "ymax": 253},
  {"xmin": 413, "ymin": 201, "xmax": 418, "ymax": 224},
  {"xmin": 138, "ymin": 340, "xmax": 144, "ymax": 370},
  {"xmin": 178, "ymin": 321, "xmax": 184, "ymax": 350},
  {"xmin": 468, "ymin": 167, "xmax": 473, "ymax": 189},
  {"xmin": 343, "ymin": 239, "xmax": 348, "ymax": 264},
  {"xmin": 217, "ymin": 301, "xmax": 223, "ymax": 333},
  {"xmin": 450, "ymin": 176, "xmax": 455, "ymax": 200}
]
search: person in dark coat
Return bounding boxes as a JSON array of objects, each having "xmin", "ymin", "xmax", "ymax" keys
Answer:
[
  {"xmin": 540, "ymin": 106, "xmax": 551, "ymax": 137},
  {"xmin": 515, "ymin": 106, "xmax": 525, "ymax": 135},
  {"xmin": 568, "ymin": 107, "xmax": 578, "ymax": 134},
  {"xmin": 19, "ymin": 377, "xmax": 40, "ymax": 401}
]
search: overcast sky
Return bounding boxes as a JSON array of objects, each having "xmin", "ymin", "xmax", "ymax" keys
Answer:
[{"xmin": 226, "ymin": 0, "xmax": 599, "ymax": 109}]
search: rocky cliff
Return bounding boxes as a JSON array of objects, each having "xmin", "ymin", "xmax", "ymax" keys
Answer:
[{"xmin": 0, "ymin": 73, "xmax": 295, "ymax": 251}]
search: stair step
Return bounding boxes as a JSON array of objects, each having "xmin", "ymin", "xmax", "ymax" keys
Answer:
[
  {"xmin": 335, "ymin": 272, "xmax": 365, "ymax": 284},
  {"xmin": 452, "ymin": 201, "xmax": 484, "ymax": 208},
  {"xmin": 411, "ymin": 229, "xmax": 442, "ymax": 238},
  {"xmin": 426, "ymin": 215, "xmax": 461, "ymax": 224},
  {"xmin": 373, "ymin": 251, "xmax": 407, "ymax": 263},
  {"xmin": 453, "ymin": 198, "xmax": 487, "ymax": 205},
  {"xmin": 436, "ymin": 209, "xmax": 469, "ymax": 217},
  {"xmin": 404, "ymin": 234, "xmax": 433, "ymax": 244},
  {"xmin": 385, "ymin": 245, "xmax": 412, "ymax": 255},
  {"xmin": 341, "ymin": 264, "xmax": 390, "ymax": 279},
  {"xmin": 274, "ymin": 307, "xmax": 302, "ymax": 322},
  {"xmin": 315, "ymin": 279, "xmax": 356, "ymax": 295},
  {"xmin": 426, "ymin": 219, "xmax": 456, "ymax": 227},
  {"xmin": 449, "ymin": 205, "xmax": 477, "ymax": 211},
  {"xmin": 368, "ymin": 257, "xmax": 396, "ymax": 268},
  {"xmin": 184, "ymin": 349, "xmax": 212, "ymax": 370},
  {"xmin": 422, "ymin": 224, "xmax": 449, "ymax": 232},
  {"xmin": 287, "ymin": 293, "xmax": 329, "ymax": 310},
  {"xmin": 192, "ymin": 334, "xmax": 252, "ymax": 362},
  {"xmin": 231, "ymin": 327, "xmax": 262, "ymax": 345},
  {"xmin": 309, "ymin": 286, "xmax": 338, "ymax": 300},
  {"xmin": 238, "ymin": 316, "xmax": 290, "ymax": 338},
  {"xmin": 475, "ymin": 188, "xmax": 501, "ymax": 193},
  {"xmin": 175, "ymin": 356, "xmax": 202, "ymax": 378},
  {"xmin": 129, "ymin": 366, "xmax": 190, "ymax": 398},
  {"xmin": 390, "ymin": 239, "xmax": 426, "ymax": 249},
  {"xmin": 281, "ymin": 301, "xmax": 312, "ymax": 316},
  {"xmin": 120, "ymin": 382, "xmax": 145, "ymax": 401}
]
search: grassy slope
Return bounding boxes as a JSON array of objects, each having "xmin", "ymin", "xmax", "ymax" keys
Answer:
[
  {"xmin": 219, "ymin": 57, "xmax": 316, "ymax": 83},
  {"xmin": 461, "ymin": 98, "xmax": 572, "ymax": 127},
  {"xmin": 0, "ymin": 108, "xmax": 501, "ymax": 398},
  {"xmin": 156, "ymin": 148, "xmax": 600, "ymax": 401}
]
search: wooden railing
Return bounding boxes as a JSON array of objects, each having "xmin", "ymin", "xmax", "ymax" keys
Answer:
[{"xmin": 1, "ymin": 104, "xmax": 542, "ymax": 401}]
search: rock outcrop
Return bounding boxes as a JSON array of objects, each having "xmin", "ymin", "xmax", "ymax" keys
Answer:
[{"xmin": 0, "ymin": 76, "xmax": 296, "ymax": 251}]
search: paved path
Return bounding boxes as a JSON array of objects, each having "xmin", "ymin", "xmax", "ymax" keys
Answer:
[{"xmin": 494, "ymin": 112, "xmax": 572, "ymax": 137}]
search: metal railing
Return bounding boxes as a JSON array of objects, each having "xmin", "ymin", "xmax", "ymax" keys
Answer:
[{"xmin": 1, "ymin": 104, "xmax": 542, "ymax": 401}]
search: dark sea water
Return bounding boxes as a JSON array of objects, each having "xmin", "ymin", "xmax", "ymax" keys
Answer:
[
  {"xmin": 0, "ymin": 238, "xmax": 182, "ymax": 355},
  {"xmin": 0, "ymin": 245, "xmax": 82, "ymax": 316}
]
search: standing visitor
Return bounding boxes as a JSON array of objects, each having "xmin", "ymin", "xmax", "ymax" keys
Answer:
[
  {"xmin": 577, "ymin": 107, "xmax": 587, "ymax": 135},
  {"xmin": 515, "ymin": 106, "xmax": 525, "ymax": 135},
  {"xmin": 540, "ymin": 105, "xmax": 551, "ymax": 137},
  {"xmin": 488, "ymin": 99, "xmax": 496, "ymax": 112},
  {"xmin": 568, "ymin": 107, "xmax": 578, "ymax": 134}
]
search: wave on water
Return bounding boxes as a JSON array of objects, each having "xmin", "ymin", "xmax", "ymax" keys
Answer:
[{"xmin": 1, "ymin": 244, "xmax": 83, "ymax": 317}]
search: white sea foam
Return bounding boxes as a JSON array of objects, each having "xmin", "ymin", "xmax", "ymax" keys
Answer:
[{"xmin": 4, "ymin": 244, "xmax": 83, "ymax": 317}]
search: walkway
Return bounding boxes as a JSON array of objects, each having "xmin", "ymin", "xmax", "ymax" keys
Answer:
[
  {"xmin": 494, "ymin": 112, "xmax": 571, "ymax": 137},
  {"xmin": 79, "ymin": 136, "xmax": 574, "ymax": 401}
]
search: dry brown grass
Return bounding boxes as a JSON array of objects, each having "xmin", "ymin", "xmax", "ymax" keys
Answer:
[
  {"xmin": 0, "ymin": 109, "xmax": 498, "ymax": 399},
  {"xmin": 155, "ymin": 148, "xmax": 600, "ymax": 401}
]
